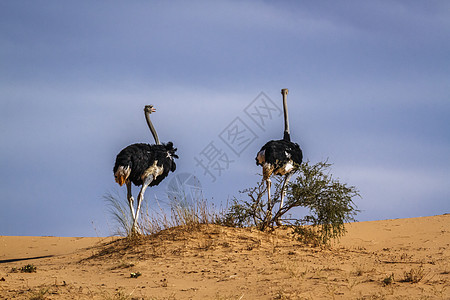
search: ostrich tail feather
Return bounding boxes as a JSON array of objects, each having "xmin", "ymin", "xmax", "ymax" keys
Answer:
[{"xmin": 164, "ymin": 141, "xmax": 179, "ymax": 159}]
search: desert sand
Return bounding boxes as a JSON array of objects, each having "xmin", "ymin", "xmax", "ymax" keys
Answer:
[{"xmin": 1, "ymin": 214, "xmax": 449, "ymax": 299}]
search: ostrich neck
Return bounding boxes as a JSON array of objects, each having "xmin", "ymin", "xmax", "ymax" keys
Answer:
[
  {"xmin": 145, "ymin": 112, "xmax": 161, "ymax": 145},
  {"xmin": 282, "ymin": 89, "xmax": 290, "ymax": 141}
]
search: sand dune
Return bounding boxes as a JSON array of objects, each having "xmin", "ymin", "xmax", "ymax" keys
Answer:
[{"xmin": 1, "ymin": 215, "xmax": 449, "ymax": 299}]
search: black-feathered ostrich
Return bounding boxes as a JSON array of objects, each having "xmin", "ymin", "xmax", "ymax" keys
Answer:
[
  {"xmin": 256, "ymin": 89, "xmax": 303, "ymax": 218},
  {"xmin": 113, "ymin": 105, "xmax": 178, "ymax": 233}
]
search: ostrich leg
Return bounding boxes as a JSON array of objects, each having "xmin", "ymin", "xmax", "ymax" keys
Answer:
[
  {"xmin": 276, "ymin": 173, "xmax": 293, "ymax": 226},
  {"xmin": 266, "ymin": 178, "xmax": 272, "ymax": 221},
  {"xmin": 133, "ymin": 175, "xmax": 154, "ymax": 233},
  {"xmin": 279, "ymin": 173, "xmax": 293, "ymax": 211},
  {"xmin": 126, "ymin": 181, "xmax": 136, "ymax": 224}
]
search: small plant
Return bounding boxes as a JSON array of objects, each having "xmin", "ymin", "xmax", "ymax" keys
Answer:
[
  {"xmin": 382, "ymin": 273, "xmax": 395, "ymax": 286},
  {"xmin": 20, "ymin": 264, "xmax": 37, "ymax": 273},
  {"xmin": 353, "ymin": 264, "xmax": 374, "ymax": 277},
  {"xmin": 103, "ymin": 289, "xmax": 132, "ymax": 300},
  {"xmin": 402, "ymin": 266, "xmax": 425, "ymax": 283},
  {"xmin": 28, "ymin": 288, "xmax": 48, "ymax": 300},
  {"xmin": 130, "ymin": 272, "xmax": 141, "ymax": 278}
]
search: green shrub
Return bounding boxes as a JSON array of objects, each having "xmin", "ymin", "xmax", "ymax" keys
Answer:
[
  {"xmin": 20, "ymin": 264, "xmax": 37, "ymax": 273},
  {"xmin": 221, "ymin": 160, "xmax": 360, "ymax": 245},
  {"xmin": 289, "ymin": 161, "xmax": 360, "ymax": 244}
]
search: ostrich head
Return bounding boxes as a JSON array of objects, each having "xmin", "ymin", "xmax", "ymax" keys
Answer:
[
  {"xmin": 144, "ymin": 105, "xmax": 156, "ymax": 114},
  {"xmin": 144, "ymin": 105, "xmax": 161, "ymax": 145},
  {"xmin": 114, "ymin": 165, "xmax": 131, "ymax": 186}
]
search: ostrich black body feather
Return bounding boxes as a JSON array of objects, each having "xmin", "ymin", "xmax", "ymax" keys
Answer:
[
  {"xmin": 256, "ymin": 139, "xmax": 303, "ymax": 174},
  {"xmin": 114, "ymin": 142, "xmax": 178, "ymax": 186}
]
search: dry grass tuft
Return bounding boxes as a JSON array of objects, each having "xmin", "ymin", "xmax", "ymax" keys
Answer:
[
  {"xmin": 382, "ymin": 273, "xmax": 395, "ymax": 286},
  {"xmin": 105, "ymin": 189, "xmax": 224, "ymax": 239},
  {"xmin": 402, "ymin": 266, "xmax": 425, "ymax": 283}
]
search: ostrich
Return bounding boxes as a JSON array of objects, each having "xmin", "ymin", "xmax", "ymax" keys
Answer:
[
  {"xmin": 113, "ymin": 105, "xmax": 178, "ymax": 233},
  {"xmin": 256, "ymin": 88, "xmax": 303, "ymax": 220}
]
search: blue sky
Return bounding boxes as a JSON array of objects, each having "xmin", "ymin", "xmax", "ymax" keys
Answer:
[{"xmin": 1, "ymin": 1, "xmax": 449, "ymax": 237}]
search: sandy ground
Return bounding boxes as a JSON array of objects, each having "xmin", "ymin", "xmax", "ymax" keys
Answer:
[{"xmin": 1, "ymin": 215, "xmax": 449, "ymax": 299}]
